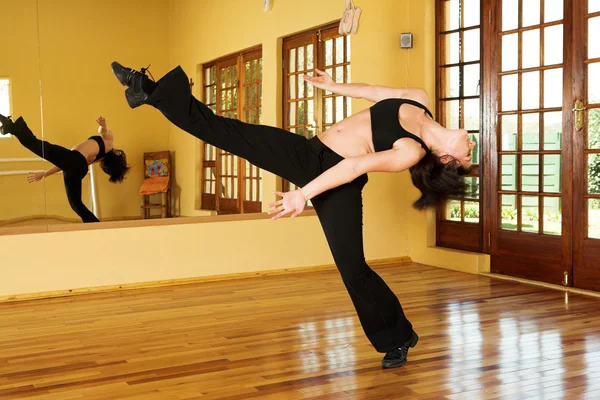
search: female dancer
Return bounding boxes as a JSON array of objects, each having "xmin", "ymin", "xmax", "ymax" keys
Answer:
[
  {"xmin": 0, "ymin": 115, "xmax": 130, "ymax": 223},
  {"xmin": 111, "ymin": 62, "xmax": 475, "ymax": 368}
]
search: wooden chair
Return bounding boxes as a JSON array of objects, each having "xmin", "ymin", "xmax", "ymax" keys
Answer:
[{"xmin": 139, "ymin": 151, "xmax": 171, "ymax": 219}]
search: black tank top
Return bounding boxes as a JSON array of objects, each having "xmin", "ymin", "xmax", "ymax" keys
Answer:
[
  {"xmin": 88, "ymin": 135, "xmax": 110, "ymax": 162},
  {"xmin": 369, "ymin": 98, "xmax": 432, "ymax": 153}
]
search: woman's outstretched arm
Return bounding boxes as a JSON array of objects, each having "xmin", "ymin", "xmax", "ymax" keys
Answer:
[
  {"xmin": 44, "ymin": 166, "xmax": 62, "ymax": 177},
  {"xmin": 268, "ymin": 149, "xmax": 421, "ymax": 219},
  {"xmin": 27, "ymin": 166, "xmax": 61, "ymax": 183},
  {"xmin": 303, "ymin": 69, "xmax": 430, "ymax": 104},
  {"xmin": 96, "ymin": 116, "xmax": 114, "ymax": 140}
]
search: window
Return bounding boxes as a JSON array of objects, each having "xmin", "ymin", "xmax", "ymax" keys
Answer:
[
  {"xmin": 201, "ymin": 47, "xmax": 263, "ymax": 214},
  {"xmin": 0, "ymin": 79, "xmax": 11, "ymax": 138},
  {"xmin": 435, "ymin": 0, "xmax": 483, "ymax": 252},
  {"xmin": 436, "ymin": 0, "xmax": 482, "ymax": 251},
  {"xmin": 282, "ymin": 23, "xmax": 351, "ymax": 191}
]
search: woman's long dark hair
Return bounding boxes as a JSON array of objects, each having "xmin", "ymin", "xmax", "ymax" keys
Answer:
[
  {"xmin": 409, "ymin": 151, "xmax": 471, "ymax": 210},
  {"xmin": 100, "ymin": 150, "xmax": 131, "ymax": 183}
]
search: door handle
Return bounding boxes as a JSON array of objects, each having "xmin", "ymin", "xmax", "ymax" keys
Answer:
[
  {"xmin": 573, "ymin": 99, "xmax": 584, "ymax": 131},
  {"xmin": 562, "ymin": 271, "xmax": 569, "ymax": 286}
]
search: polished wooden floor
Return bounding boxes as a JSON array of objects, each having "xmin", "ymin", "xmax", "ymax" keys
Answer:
[{"xmin": 1, "ymin": 263, "xmax": 600, "ymax": 399}]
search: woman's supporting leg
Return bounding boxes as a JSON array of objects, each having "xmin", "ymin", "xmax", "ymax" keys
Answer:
[
  {"xmin": 63, "ymin": 175, "xmax": 100, "ymax": 223},
  {"xmin": 10, "ymin": 117, "xmax": 86, "ymax": 175},
  {"xmin": 311, "ymin": 174, "xmax": 414, "ymax": 353},
  {"xmin": 117, "ymin": 64, "xmax": 320, "ymax": 187}
]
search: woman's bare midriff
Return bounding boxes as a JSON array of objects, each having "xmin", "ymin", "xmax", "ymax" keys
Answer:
[
  {"xmin": 72, "ymin": 137, "xmax": 113, "ymax": 164},
  {"xmin": 318, "ymin": 109, "xmax": 374, "ymax": 158},
  {"xmin": 317, "ymin": 103, "xmax": 430, "ymax": 160}
]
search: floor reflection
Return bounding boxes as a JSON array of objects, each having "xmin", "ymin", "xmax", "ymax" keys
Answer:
[
  {"xmin": 447, "ymin": 302, "xmax": 484, "ymax": 394},
  {"xmin": 432, "ymin": 284, "xmax": 600, "ymax": 399}
]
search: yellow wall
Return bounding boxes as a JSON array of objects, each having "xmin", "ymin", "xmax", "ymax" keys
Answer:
[
  {"xmin": 0, "ymin": 0, "xmax": 45, "ymax": 221},
  {"xmin": 0, "ymin": 165, "xmax": 46, "ymax": 223},
  {"xmin": 0, "ymin": 0, "xmax": 488, "ymax": 298},
  {"xmin": 36, "ymin": 0, "xmax": 171, "ymax": 220},
  {"xmin": 2, "ymin": 217, "xmax": 336, "ymax": 297}
]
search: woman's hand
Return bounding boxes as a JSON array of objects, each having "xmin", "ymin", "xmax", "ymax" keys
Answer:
[
  {"xmin": 96, "ymin": 115, "xmax": 107, "ymax": 134},
  {"xmin": 303, "ymin": 68, "xmax": 334, "ymax": 91},
  {"xmin": 268, "ymin": 190, "xmax": 308, "ymax": 220},
  {"xmin": 27, "ymin": 171, "xmax": 45, "ymax": 183}
]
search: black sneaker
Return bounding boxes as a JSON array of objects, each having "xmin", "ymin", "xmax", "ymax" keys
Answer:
[
  {"xmin": 0, "ymin": 114, "xmax": 14, "ymax": 136},
  {"xmin": 381, "ymin": 330, "xmax": 419, "ymax": 369},
  {"xmin": 111, "ymin": 61, "xmax": 154, "ymax": 109}
]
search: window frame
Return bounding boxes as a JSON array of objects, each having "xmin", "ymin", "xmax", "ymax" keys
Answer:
[
  {"xmin": 0, "ymin": 78, "xmax": 12, "ymax": 139},
  {"xmin": 435, "ymin": 0, "xmax": 484, "ymax": 252},
  {"xmin": 281, "ymin": 22, "xmax": 352, "ymax": 192},
  {"xmin": 200, "ymin": 45, "xmax": 263, "ymax": 215}
]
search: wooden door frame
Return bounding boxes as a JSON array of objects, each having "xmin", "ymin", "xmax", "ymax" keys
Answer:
[
  {"xmin": 482, "ymin": 0, "xmax": 499, "ymax": 256},
  {"xmin": 562, "ymin": 0, "xmax": 576, "ymax": 284},
  {"xmin": 572, "ymin": 0, "xmax": 600, "ymax": 289}
]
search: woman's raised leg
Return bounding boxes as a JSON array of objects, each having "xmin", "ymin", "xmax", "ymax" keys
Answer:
[
  {"xmin": 112, "ymin": 63, "xmax": 321, "ymax": 188},
  {"xmin": 3, "ymin": 116, "xmax": 85, "ymax": 175}
]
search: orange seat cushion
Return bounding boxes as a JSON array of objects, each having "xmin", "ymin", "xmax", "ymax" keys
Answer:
[{"xmin": 140, "ymin": 176, "xmax": 170, "ymax": 195}]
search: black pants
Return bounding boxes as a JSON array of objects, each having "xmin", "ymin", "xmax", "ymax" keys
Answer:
[
  {"xmin": 12, "ymin": 118, "xmax": 100, "ymax": 223},
  {"xmin": 146, "ymin": 66, "xmax": 413, "ymax": 352}
]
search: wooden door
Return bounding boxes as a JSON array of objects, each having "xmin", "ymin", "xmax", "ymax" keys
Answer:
[{"xmin": 485, "ymin": 0, "xmax": 575, "ymax": 284}]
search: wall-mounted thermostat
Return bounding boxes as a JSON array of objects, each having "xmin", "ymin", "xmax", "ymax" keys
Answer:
[{"xmin": 400, "ymin": 33, "xmax": 413, "ymax": 49}]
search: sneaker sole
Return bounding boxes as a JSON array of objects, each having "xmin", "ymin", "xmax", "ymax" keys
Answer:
[
  {"xmin": 124, "ymin": 88, "xmax": 148, "ymax": 109},
  {"xmin": 111, "ymin": 62, "xmax": 130, "ymax": 86},
  {"xmin": 408, "ymin": 331, "xmax": 419, "ymax": 348}
]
